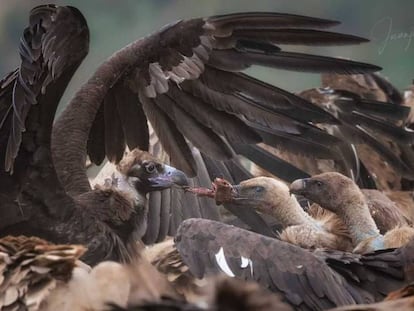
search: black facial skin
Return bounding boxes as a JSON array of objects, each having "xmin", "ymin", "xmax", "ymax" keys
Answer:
[{"xmin": 127, "ymin": 160, "xmax": 188, "ymax": 193}]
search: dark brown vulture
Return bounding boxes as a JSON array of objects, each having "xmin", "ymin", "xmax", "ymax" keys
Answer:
[
  {"xmin": 0, "ymin": 5, "xmax": 399, "ymax": 260},
  {"xmin": 175, "ymin": 218, "xmax": 414, "ymax": 311},
  {"xmin": 0, "ymin": 5, "xmax": 191, "ymax": 265}
]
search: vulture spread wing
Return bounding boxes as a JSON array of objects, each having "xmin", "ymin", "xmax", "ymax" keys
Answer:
[
  {"xmin": 0, "ymin": 5, "xmax": 89, "ymax": 227},
  {"xmin": 175, "ymin": 219, "xmax": 414, "ymax": 310},
  {"xmin": 53, "ymin": 11, "xmax": 383, "ymax": 196}
]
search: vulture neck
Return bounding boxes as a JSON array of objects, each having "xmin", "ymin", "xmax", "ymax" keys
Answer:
[
  {"xmin": 52, "ymin": 38, "xmax": 145, "ymax": 197},
  {"xmin": 334, "ymin": 191, "xmax": 380, "ymax": 245},
  {"xmin": 265, "ymin": 194, "xmax": 316, "ymax": 229}
]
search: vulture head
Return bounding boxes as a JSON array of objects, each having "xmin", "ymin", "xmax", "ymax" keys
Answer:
[
  {"xmin": 289, "ymin": 172, "xmax": 364, "ymax": 215},
  {"xmin": 217, "ymin": 177, "xmax": 293, "ymax": 217},
  {"xmin": 116, "ymin": 149, "xmax": 188, "ymax": 194}
]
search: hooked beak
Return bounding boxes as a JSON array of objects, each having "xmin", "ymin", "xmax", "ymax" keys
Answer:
[
  {"xmin": 147, "ymin": 165, "xmax": 189, "ymax": 189},
  {"xmin": 227, "ymin": 184, "xmax": 253, "ymax": 205},
  {"xmin": 289, "ymin": 178, "xmax": 310, "ymax": 195}
]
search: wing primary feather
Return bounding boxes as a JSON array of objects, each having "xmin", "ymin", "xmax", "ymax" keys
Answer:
[
  {"xmin": 168, "ymin": 84, "xmax": 262, "ymax": 145},
  {"xmin": 370, "ymin": 73, "xmax": 404, "ymax": 105},
  {"xmin": 114, "ymin": 83, "xmax": 149, "ymax": 152},
  {"xmin": 142, "ymin": 191, "xmax": 161, "ymax": 245},
  {"xmin": 208, "ymin": 49, "xmax": 381, "ymax": 74},
  {"xmin": 156, "ymin": 188, "xmax": 171, "ymax": 243},
  {"xmin": 87, "ymin": 103, "xmax": 106, "ymax": 165},
  {"xmin": 201, "ymin": 67, "xmax": 338, "ymax": 123},
  {"xmin": 231, "ymin": 28, "xmax": 369, "ymax": 46},
  {"xmin": 231, "ymin": 143, "xmax": 311, "ymax": 182},
  {"xmin": 139, "ymin": 93, "xmax": 197, "ymax": 177},
  {"xmin": 350, "ymin": 111, "xmax": 414, "ymax": 144},
  {"xmin": 103, "ymin": 88, "xmax": 125, "ymax": 163},
  {"xmin": 208, "ymin": 12, "xmax": 341, "ymax": 30},
  {"xmin": 154, "ymin": 93, "xmax": 234, "ymax": 161},
  {"xmin": 342, "ymin": 125, "xmax": 414, "ymax": 178}
]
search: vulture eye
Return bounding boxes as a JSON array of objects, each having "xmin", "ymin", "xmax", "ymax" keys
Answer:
[
  {"xmin": 145, "ymin": 163, "xmax": 156, "ymax": 174},
  {"xmin": 255, "ymin": 186, "xmax": 264, "ymax": 193}
]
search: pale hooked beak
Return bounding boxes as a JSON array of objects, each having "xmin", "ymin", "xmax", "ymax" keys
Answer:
[{"xmin": 289, "ymin": 178, "xmax": 310, "ymax": 195}]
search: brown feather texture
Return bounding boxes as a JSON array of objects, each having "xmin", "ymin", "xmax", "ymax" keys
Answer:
[
  {"xmin": 0, "ymin": 235, "xmax": 86, "ymax": 311},
  {"xmin": 1, "ymin": 4, "xmax": 411, "ymax": 275},
  {"xmin": 175, "ymin": 218, "xmax": 414, "ymax": 310}
]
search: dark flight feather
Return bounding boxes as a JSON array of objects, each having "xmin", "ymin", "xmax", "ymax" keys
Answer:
[
  {"xmin": 114, "ymin": 83, "xmax": 149, "ymax": 152},
  {"xmin": 230, "ymin": 144, "xmax": 311, "ymax": 181},
  {"xmin": 183, "ymin": 79, "xmax": 305, "ymax": 134},
  {"xmin": 207, "ymin": 12, "xmax": 341, "ymax": 30},
  {"xmin": 231, "ymin": 28, "xmax": 369, "ymax": 46},
  {"xmin": 200, "ymin": 67, "xmax": 337, "ymax": 123},
  {"xmin": 156, "ymin": 188, "xmax": 171, "ymax": 243},
  {"xmin": 340, "ymin": 125, "xmax": 414, "ymax": 178},
  {"xmin": 168, "ymin": 84, "xmax": 261, "ymax": 145},
  {"xmin": 370, "ymin": 73, "xmax": 404, "ymax": 105},
  {"xmin": 333, "ymin": 89, "xmax": 410, "ymax": 121},
  {"xmin": 154, "ymin": 93, "xmax": 233, "ymax": 161},
  {"xmin": 87, "ymin": 103, "xmax": 106, "ymax": 165},
  {"xmin": 139, "ymin": 94, "xmax": 197, "ymax": 177},
  {"xmin": 104, "ymin": 87, "xmax": 125, "ymax": 163},
  {"xmin": 208, "ymin": 49, "xmax": 381, "ymax": 74},
  {"xmin": 349, "ymin": 111, "xmax": 414, "ymax": 144},
  {"xmin": 142, "ymin": 191, "xmax": 161, "ymax": 245}
]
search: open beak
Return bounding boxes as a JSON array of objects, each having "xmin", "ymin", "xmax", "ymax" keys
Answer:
[
  {"xmin": 148, "ymin": 165, "xmax": 189, "ymax": 189},
  {"xmin": 289, "ymin": 178, "xmax": 310, "ymax": 195}
]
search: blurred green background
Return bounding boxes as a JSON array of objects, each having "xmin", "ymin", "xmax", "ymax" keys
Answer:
[{"xmin": 1, "ymin": 0, "xmax": 413, "ymax": 113}]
